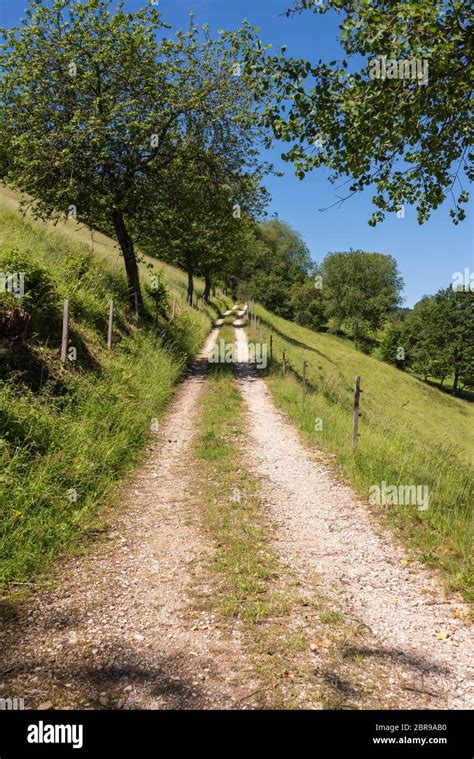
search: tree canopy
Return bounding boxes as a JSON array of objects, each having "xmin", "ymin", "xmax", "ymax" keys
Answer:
[
  {"xmin": 321, "ymin": 250, "xmax": 404, "ymax": 338},
  {"xmin": 233, "ymin": 219, "xmax": 313, "ymax": 318},
  {"xmin": 245, "ymin": 0, "xmax": 472, "ymax": 225},
  {"xmin": 0, "ymin": 0, "xmax": 267, "ymax": 312},
  {"xmin": 383, "ymin": 286, "xmax": 474, "ymax": 394}
]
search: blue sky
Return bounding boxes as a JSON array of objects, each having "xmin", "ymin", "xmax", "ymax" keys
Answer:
[{"xmin": 1, "ymin": 0, "xmax": 472, "ymax": 306}]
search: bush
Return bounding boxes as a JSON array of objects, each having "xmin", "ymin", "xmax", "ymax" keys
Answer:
[
  {"xmin": 0, "ymin": 247, "xmax": 59, "ymax": 335},
  {"xmin": 145, "ymin": 269, "xmax": 169, "ymax": 317}
]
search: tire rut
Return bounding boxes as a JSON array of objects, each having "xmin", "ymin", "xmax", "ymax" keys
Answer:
[
  {"xmin": 0, "ymin": 324, "xmax": 259, "ymax": 710},
  {"xmin": 234, "ymin": 325, "xmax": 473, "ymax": 710}
]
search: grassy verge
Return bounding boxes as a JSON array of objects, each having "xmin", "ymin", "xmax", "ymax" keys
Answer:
[
  {"xmin": 195, "ymin": 323, "xmax": 287, "ymax": 625},
  {"xmin": 248, "ymin": 308, "xmax": 473, "ymax": 603},
  {"xmin": 0, "ymin": 203, "xmax": 230, "ymax": 589}
]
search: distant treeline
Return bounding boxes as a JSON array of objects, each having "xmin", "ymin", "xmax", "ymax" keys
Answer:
[{"xmin": 228, "ymin": 226, "xmax": 473, "ymax": 396}]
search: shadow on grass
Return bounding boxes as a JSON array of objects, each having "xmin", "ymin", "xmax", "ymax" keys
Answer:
[
  {"xmin": 0, "ymin": 641, "xmax": 212, "ymax": 709},
  {"xmin": 256, "ymin": 316, "xmax": 338, "ymax": 367},
  {"xmin": 0, "ymin": 341, "xmax": 102, "ymax": 397},
  {"xmin": 341, "ymin": 644, "xmax": 450, "ymax": 676},
  {"xmin": 415, "ymin": 375, "xmax": 474, "ymax": 403}
]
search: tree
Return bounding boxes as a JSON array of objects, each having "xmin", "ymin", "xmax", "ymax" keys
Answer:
[
  {"xmin": 289, "ymin": 276, "xmax": 325, "ymax": 331},
  {"xmin": 235, "ymin": 219, "xmax": 313, "ymax": 316},
  {"xmin": 381, "ymin": 320, "xmax": 407, "ymax": 369},
  {"xmin": 432, "ymin": 286, "xmax": 474, "ymax": 395},
  {"xmin": 246, "ymin": 0, "xmax": 472, "ymax": 225},
  {"xmin": 402, "ymin": 296, "xmax": 449, "ymax": 381},
  {"xmin": 1, "ymin": 0, "xmax": 265, "ymax": 313},
  {"xmin": 321, "ymin": 250, "xmax": 403, "ymax": 339},
  {"xmin": 383, "ymin": 286, "xmax": 474, "ymax": 394},
  {"xmin": 139, "ymin": 140, "xmax": 267, "ymax": 304}
]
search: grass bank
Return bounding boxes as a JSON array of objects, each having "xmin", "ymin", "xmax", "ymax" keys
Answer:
[{"xmin": 0, "ymin": 201, "xmax": 230, "ymax": 589}]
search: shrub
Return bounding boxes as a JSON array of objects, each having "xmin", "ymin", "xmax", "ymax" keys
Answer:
[{"xmin": 0, "ymin": 247, "xmax": 59, "ymax": 336}]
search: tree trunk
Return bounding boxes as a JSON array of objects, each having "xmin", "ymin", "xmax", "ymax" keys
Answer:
[
  {"xmin": 186, "ymin": 259, "xmax": 194, "ymax": 306},
  {"xmin": 203, "ymin": 270, "xmax": 212, "ymax": 303},
  {"xmin": 112, "ymin": 208, "xmax": 142, "ymax": 316},
  {"xmin": 452, "ymin": 366, "xmax": 460, "ymax": 396}
]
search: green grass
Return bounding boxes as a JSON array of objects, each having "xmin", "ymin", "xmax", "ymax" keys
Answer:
[
  {"xmin": 0, "ymin": 194, "xmax": 231, "ymax": 589},
  {"xmin": 249, "ymin": 306, "xmax": 474, "ymax": 602},
  {"xmin": 194, "ymin": 323, "xmax": 284, "ymax": 623},
  {"xmin": 320, "ymin": 611, "xmax": 344, "ymax": 625}
]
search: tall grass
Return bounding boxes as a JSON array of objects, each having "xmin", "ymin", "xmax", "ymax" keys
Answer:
[
  {"xmin": 0, "ymin": 199, "xmax": 230, "ymax": 587},
  {"xmin": 249, "ymin": 306, "xmax": 474, "ymax": 602}
]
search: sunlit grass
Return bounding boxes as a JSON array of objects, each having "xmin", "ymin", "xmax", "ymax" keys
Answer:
[{"xmin": 0, "ymin": 192, "xmax": 231, "ymax": 588}]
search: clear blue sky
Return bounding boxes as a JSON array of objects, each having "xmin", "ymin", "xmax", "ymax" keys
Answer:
[{"xmin": 1, "ymin": 0, "xmax": 472, "ymax": 306}]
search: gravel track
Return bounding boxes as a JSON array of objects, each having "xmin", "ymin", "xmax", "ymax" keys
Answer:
[
  {"xmin": 0, "ymin": 324, "xmax": 259, "ymax": 710},
  {"xmin": 235, "ymin": 326, "xmax": 473, "ymax": 710},
  {"xmin": 1, "ymin": 315, "xmax": 470, "ymax": 712}
]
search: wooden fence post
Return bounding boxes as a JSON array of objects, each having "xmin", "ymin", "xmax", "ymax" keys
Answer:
[
  {"xmin": 352, "ymin": 375, "xmax": 361, "ymax": 451},
  {"xmin": 303, "ymin": 361, "xmax": 308, "ymax": 395},
  {"xmin": 60, "ymin": 299, "xmax": 69, "ymax": 363},
  {"xmin": 270, "ymin": 334, "xmax": 273, "ymax": 362},
  {"xmin": 107, "ymin": 299, "xmax": 114, "ymax": 350}
]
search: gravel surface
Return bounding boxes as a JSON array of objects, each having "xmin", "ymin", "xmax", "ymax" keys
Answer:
[
  {"xmin": 1, "ymin": 316, "xmax": 471, "ymax": 712},
  {"xmin": 235, "ymin": 326, "xmax": 473, "ymax": 710},
  {"xmin": 0, "ymin": 324, "xmax": 260, "ymax": 710}
]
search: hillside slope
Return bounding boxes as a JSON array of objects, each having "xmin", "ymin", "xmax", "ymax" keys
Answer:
[
  {"xmin": 249, "ymin": 305, "xmax": 474, "ymax": 601},
  {"xmin": 0, "ymin": 187, "xmax": 230, "ymax": 587}
]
